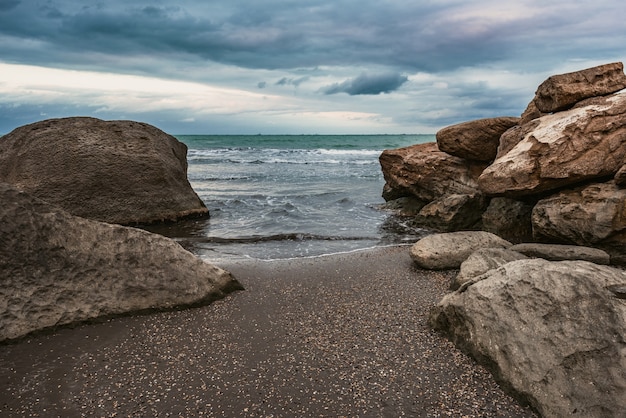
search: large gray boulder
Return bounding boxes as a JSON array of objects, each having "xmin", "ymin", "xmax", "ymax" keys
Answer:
[
  {"xmin": 0, "ymin": 183, "xmax": 242, "ymax": 342},
  {"xmin": 430, "ymin": 259, "xmax": 626, "ymax": 418},
  {"xmin": 532, "ymin": 181, "xmax": 626, "ymax": 255},
  {"xmin": 478, "ymin": 93, "xmax": 626, "ymax": 197},
  {"xmin": 452, "ymin": 248, "xmax": 528, "ymax": 290},
  {"xmin": 435, "ymin": 117, "xmax": 520, "ymax": 162},
  {"xmin": 410, "ymin": 231, "xmax": 512, "ymax": 270},
  {"xmin": 509, "ymin": 243, "xmax": 610, "ymax": 265},
  {"xmin": 533, "ymin": 62, "xmax": 626, "ymax": 113},
  {"xmin": 0, "ymin": 117, "xmax": 208, "ymax": 225}
]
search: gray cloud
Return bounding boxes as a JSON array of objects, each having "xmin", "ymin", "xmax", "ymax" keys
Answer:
[
  {"xmin": 322, "ymin": 73, "xmax": 408, "ymax": 95},
  {"xmin": 0, "ymin": 0, "xmax": 20, "ymax": 12},
  {"xmin": 3, "ymin": 0, "xmax": 623, "ymax": 74},
  {"xmin": 276, "ymin": 76, "xmax": 309, "ymax": 87},
  {"xmin": 0, "ymin": 0, "xmax": 625, "ymax": 134}
]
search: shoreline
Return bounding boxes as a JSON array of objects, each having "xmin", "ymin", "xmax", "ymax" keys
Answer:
[{"xmin": 0, "ymin": 246, "xmax": 536, "ymax": 417}]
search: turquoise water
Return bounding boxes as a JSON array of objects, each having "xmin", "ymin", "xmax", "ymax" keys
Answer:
[{"xmin": 145, "ymin": 134, "xmax": 434, "ymax": 262}]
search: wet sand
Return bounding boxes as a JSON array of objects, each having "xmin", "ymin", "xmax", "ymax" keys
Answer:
[{"xmin": 0, "ymin": 246, "xmax": 537, "ymax": 417}]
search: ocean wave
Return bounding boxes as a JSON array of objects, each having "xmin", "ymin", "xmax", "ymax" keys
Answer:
[
  {"xmin": 176, "ymin": 233, "xmax": 376, "ymax": 244},
  {"xmin": 187, "ymin": 148, "xmax": 381, "ymax": 165}
]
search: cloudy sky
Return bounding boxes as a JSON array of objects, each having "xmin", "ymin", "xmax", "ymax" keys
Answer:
[{"xmin": 1, "ymin": 0, "xmax": 625, "ymax": 135}]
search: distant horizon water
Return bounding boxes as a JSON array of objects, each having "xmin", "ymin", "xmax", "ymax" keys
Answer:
[{"xmin": 141, "ymin": 134, "xmax": 436, "ymax": 262}]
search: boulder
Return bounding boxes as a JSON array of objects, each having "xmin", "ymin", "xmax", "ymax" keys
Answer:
[
  {"xmin": 478, "ymin": 93, "xmax": 626, "ymax": 197},
  {"xmin": 435, "ymin": 117, "xmax": 520, "ymax": 162},
  {"xmin": 430, "ymin": 259, "xmax": 626, "ymax": 418},
  {"xmin": 533, "ymin": 62, "xmax": 626, "ymax": 113},
  {"xmin": 410, "ymin": 231, "xmax": 512, "ymax": 270},
  {"xmin": 0, "ymin": 117, "xmax": 208, "ymax": 225},
  {"xmin": 379, "ymin": 142, "xmax": 487, "ymax": 202},
  {"xmin": 532, "ymin": 181, "xmax": 626, "ymax": 255},
  {"xmin": 509, "ymin": 243, "xmax": 611, "ymax": 265},
  {"xmin": 379, "ymin": 196, "xmax": 426, "ymax": 217},
  {"xmin": 453, "ymin": 248, "xmax": 528, "ymax": 290},
  {"xmin": 481, "ymin": 197, "xmax": 534, "ymax": 243},
  {"xmin": 0, "ymin": 183, "xmax": 242, "ymax": 342},
  {"xmin": 413, "ymin": 193, "xmax": 486, "ymax": 232}
]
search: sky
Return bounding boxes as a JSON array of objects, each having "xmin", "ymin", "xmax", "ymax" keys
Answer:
[{"xmin": 1, "ymin": 0, "xmax": 625, "ymax": 135}]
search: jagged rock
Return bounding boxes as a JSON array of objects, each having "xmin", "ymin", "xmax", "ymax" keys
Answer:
[
  {"xmin": 430, "ymin": 259, "xmax": 626, "ymax": 418},
  {"xmin": 414, "ymin": 193, "xmax": 485, "ymax": 232},
  {"xmin": 532, "ymin": 181, "xmax": 626, "ymax": 255},
  {"xmin": 0, "ymin": 117, "xmax": 208, "ymax": 225},
  {"xmin": 478, "ymin": 93, "xmax": 626, "ymax": 197},
  {"xmin": 0, "ymin": 183, "xmax": 242, "ymax": 342},
  {"xmin": 509, "ymin": 243, "xmax": 610, "ymax": 265},
  {"xmin": 410, "ymin": 231, "xmax": 511, "ymax": 270},
  {"xmin": 453, "ymin": 248, "xmax": 528, "ymax": 290},
  {"xmin": 533, "ymin": 62, "xmax": 626, "ymax": 113},
  {"xmin": 495, "ymin": 122, "xmax": 537, "ymax": 158},
  {"xmin": 435, "ymin": 117, "xmax": 520, "ymax": 162},
  {"xmin": 379, "ymin": 196, "xmax": 426, "ymax": 216},
  {"xmin": 481, "ymin": 197, "xmax": 534, "ymax": 243},
  {"xmin": 379, "ymin": 142, "xmax": 487, "ymax": 202}
]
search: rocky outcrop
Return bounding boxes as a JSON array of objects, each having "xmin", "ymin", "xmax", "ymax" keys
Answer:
[
  {"xmin": 533, "ymin": 62, "xmax": 626, "ymax": 112},
  {"xmin": 379, "ymin": 142, "xmax": 488, "ymax": 231},
  {"xmin": 382, "ymin": 62, "xmax": 626, "ymax": 418},
  {"xmin": 0, "ymin": 183, "xmax": 242, "ymax": 342},
  {"xmin": 0, "ymin": 117, "xmax": 208, "ymax": 225},
  {"xmin": 509, "ymin": 243, "xmax": 610, "ymax": 264},
  {"xmin": 453, "ymin": 248, "xmax": 528, "ymax": 290},
  {"xmin": 435, "ymin": 117, "xmax": 520, "ymax": 162},
  {"xmin": 410, "ymin": 231, "xmax": 511, "ymax": 270},
  {"xmin": 379, "ymin": 62, "xmax": 626, "ymax": 251},
  {"xmin": 532, "ymin": 181, "xmax": 626, "ymax": 255},
  {"xmin": 478, "ymin": 93, "xmax": 626, "ymax": 197},
  {"xmin": 430, "ymin": 259, "xmax": 626, "ymax": 418}
]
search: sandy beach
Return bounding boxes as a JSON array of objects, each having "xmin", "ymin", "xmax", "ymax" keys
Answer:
[{"xmin": 0, "ymin": 246, "xmax": 536, "ymax": 417}]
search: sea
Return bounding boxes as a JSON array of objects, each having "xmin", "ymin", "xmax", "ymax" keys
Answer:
[{"xmin": 143, "ymin": 134, "xmax": 435, "ymax": 262}]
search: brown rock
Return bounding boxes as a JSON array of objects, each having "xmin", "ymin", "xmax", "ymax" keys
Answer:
[
  {"xmin": 481, "ymin": 197, "xmax": 534, "ymax": 243},
  {"xmin": 0, "ymin": 183, "xmax": 242, "ymax": 342},
  {"xmin": 0, "ymin": 117, "xmax": 208, "ymax": 225},
  {"xmin": 531, "ymin": 181, "xmax": 626, "ymax": 255},
  {"xmin": 414, "ymin": 193, "xmax": 486, "ymax": 232},
  {"xmin": 478, "ymin": 93, "xmax": 626, "ymax": 197},
  {"xmin": 379, "ymin": 142, "xmax": 488, "ymax": 202},
  {"xmin": 436, "ymin": 117, "xmax": 520, "ymax": 161},
  {"xmin": 533, "ymin": 62, "xmax": 626, "ymax": 113}
]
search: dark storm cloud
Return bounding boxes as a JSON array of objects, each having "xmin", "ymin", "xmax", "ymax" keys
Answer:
[
  {"xmin": 3, "ymin": 0, "xmax": 616, "ymax": 74},
  {"xmin": 322, "ymin": 73, "xmax": 408, "ymax": 95},
  {"xmin": 1, "ymin": 0, "xmax": 625, "ymax": 133},
  {"xmin": 0, "ymin": 0, "xmax": 20, "ymax": 12}
]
